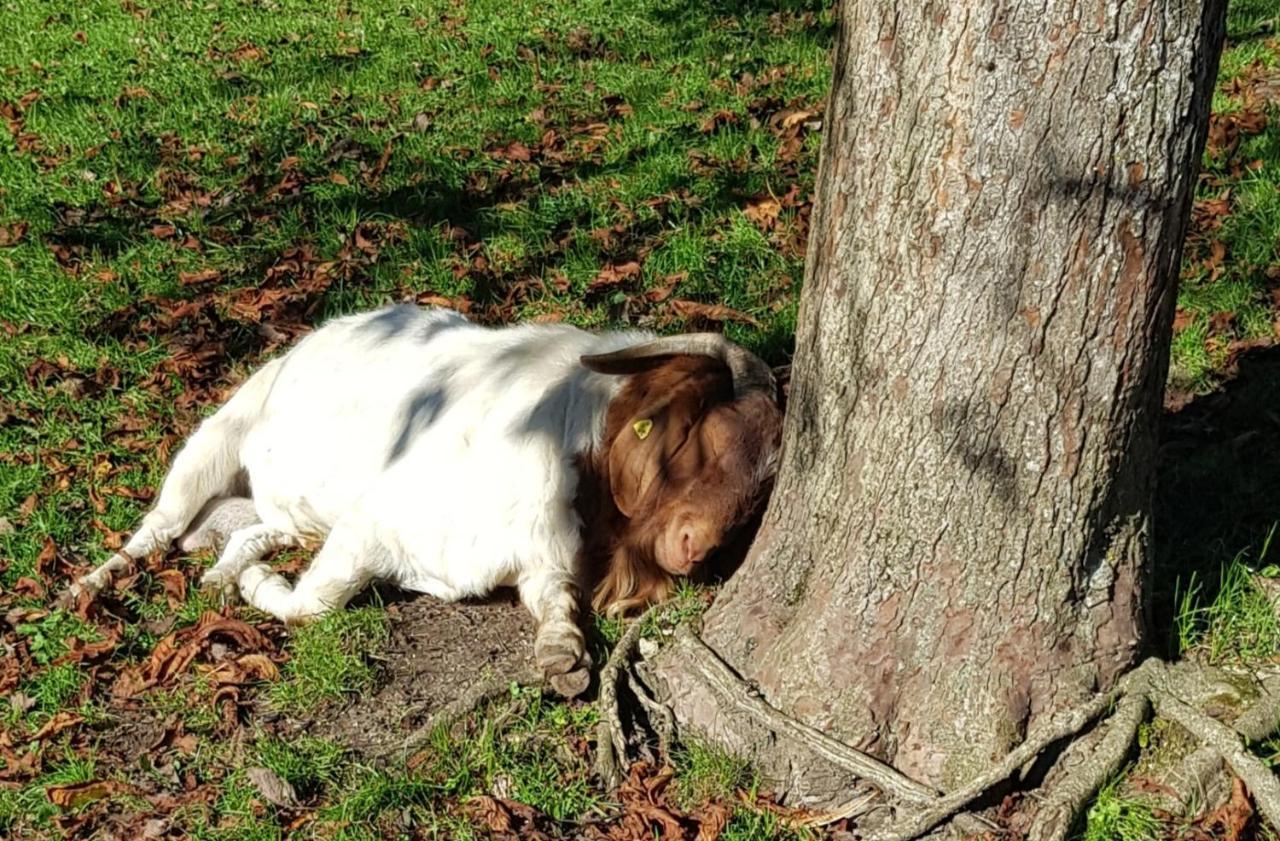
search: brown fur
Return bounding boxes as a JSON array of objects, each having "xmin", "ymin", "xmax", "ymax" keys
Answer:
[{"xmin": 576, "ymin": 356, "xmax": 783, "ymax": 616}]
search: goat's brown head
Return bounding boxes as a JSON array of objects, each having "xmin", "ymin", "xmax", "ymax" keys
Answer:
[{"xmin": 580, "ymin": 335, "xmax": 783, "ymax": 615}]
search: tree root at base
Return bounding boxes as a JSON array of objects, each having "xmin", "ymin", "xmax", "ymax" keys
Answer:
[
  {"xmin": 614, "ymin": 622, "xmax": 1280, "ymax": 841},
  {"xmin": 594, "ymin": 602, "xmax": 670, "ymax": 790}
]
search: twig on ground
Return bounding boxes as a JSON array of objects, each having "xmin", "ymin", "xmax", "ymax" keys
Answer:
[
  {"xmin": 595, "ymin": 601, "xmax": 669, "ymax": 790},
  {"xmin": 675, "ymin": 625, "xmax": 938, "ymax": 805},
  {"xmin": 1027, "ymin": 689, "xmax": 1151, "ymax": 841},
  {"xmin": 1149, "ymin": 669, "xmax": 1280, "ymax": 831},
  {"xmin": 398, "ymin": 666, "xmax": 543, "ymax": 756}
]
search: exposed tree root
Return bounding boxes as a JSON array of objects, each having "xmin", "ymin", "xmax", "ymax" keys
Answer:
[
  {"xmin": 618, "ymin": 623, "xmax": 1280, "ymax": 841},
  {"xmin": 1148, "ymin": 671, "xmax": 1280, "ymax": 830},
  {"xmin": 1027, "ymin": 689, "xmax": 1151, "ymax": 841},
  {"xmin": 396, "ymin": 666, "xmax": 544, "ymax": 757},
  {"xmin": 674, "ymin": 625, "xmax": 940, "ymax": 805},
  {"xmin": 594, "ymin": 602, "xmax": 669, "ymax": 790}
]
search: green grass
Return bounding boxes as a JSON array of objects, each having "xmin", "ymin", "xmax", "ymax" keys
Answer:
[
  {"xmin": 415, "ymin": 685, "xmax": 600, "ymax": 821},
  {"xmin": 0, "ymin": 0, "xmax": 1277, "ymax": 837},
  {"xmin": 1174, "ymin": 527, "xmax": 1280, "ymax": 664},
  {"xmin": 1170, "ymin": 0, "xmax": 1280, "ymax": 393},
  {"xmin": 268, "ymin": 605, "xmax": 390, "ymax": 712},
  {"xmin": 1080, "ymin": 775, "xmax": 1163, "ymax": 841},
  {"xmin": 253, "ymin": 734, "xmax": 348, "ymax": 798},
  {"xmin": 673, "ymin": 738, "xmax": 755, "ymax": 807}
]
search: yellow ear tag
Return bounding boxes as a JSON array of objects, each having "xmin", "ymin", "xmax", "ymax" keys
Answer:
[{"xmin": 632, "ymin": 419, "xmax": 653, "ymax": 440}]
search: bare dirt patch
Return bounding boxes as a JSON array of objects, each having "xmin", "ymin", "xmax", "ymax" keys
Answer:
[{"xmin": 288, "ymin": 591, "xmax": 537, "ymax": 758}]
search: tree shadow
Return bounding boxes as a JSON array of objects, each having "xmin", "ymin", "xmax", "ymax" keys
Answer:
[{"xmin": 1151, "ymin": 344, "xmax": 1280, "ymax": 652}]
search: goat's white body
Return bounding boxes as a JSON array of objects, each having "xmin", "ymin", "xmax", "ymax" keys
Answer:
[
  {"xmin": 233, "ymin": 305, "xmax": 639, "ymax": 603},
  {"xmin": 78, "ymin": 305, "xmax": 651, "ymax": 661}
]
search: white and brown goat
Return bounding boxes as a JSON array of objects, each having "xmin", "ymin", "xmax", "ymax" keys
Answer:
[{"xmin": 69, "ymin": 305, "xmax": 783, "ymax": 694}]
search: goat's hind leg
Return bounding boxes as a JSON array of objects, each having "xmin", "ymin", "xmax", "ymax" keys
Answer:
[
  {"xmin": 237, "ymin": 524, "xmax": 376, "ymax": 625},
  {"xmin": 67, "ymin": 415, "xmax": 246, "ymax": 602},
  {"xmin": 200, "ymin": 524, "xmax": 296, "ymax": 603}
]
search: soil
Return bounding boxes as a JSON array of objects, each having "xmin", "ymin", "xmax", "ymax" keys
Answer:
[{"xmin": 285, "ymin": 590, "xmax": 537, "ymax": 758}]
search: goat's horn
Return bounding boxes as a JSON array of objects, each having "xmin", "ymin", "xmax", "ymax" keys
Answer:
[{"xmin": 581, "ymin": 333, "xmax": 775, "ymax": 399}]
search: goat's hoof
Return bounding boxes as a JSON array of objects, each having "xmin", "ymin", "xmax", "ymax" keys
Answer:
[
  {"xmin": 535, "ymin": 636, "xmax": 584, "ymax": 676},
  {"xmin": 54, "ymin": 582, "xmax": 87, "ymax": 611},
  {"xmin": 548, "ymin": 666, "xmax": 591, "ymax": 698}
]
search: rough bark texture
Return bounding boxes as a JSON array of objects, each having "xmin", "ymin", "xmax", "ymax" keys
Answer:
[{"xmin": 658, "ymin": 0, "xmax": 1225, "ymax": 801}]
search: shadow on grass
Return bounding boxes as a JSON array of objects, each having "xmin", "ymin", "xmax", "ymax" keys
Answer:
[{"xmin": 1152, "ymin": 344, "xmax": 1280, "ymax": 653}]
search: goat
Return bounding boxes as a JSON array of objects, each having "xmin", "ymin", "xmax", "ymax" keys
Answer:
[{"xmin": 69, "ymin": 305, "xmax": 783, "ymax": 695}]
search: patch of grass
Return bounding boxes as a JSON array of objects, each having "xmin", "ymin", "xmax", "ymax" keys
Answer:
[
  {"xmin": 0, "ymin": 750, "xmax": 99, "ymax": 835},
  {"xmin": 268, "ymin": 605, "xmax": 390, "ymax": 712},
  {"xmin": 145, "ymin": 681, "xmax": 224, "ymax": 735},
  {"xmin": 188, "ymin": 771, "xmax": 285, "ymax": 841},
  {"xmin": 253, "ymin": 734, "xmax": 347, "ymax": 798},
  {"xmin": 5, "ymin": 661, "xmax": 84, "ymax": 728},
  {"xmin": 1081, "ymin": 775, "xmax": 1162, "ymax": 841},
  {"xmin": 672, "ymin": 739, "xmax": 755, "ymax": 808},
  {"xmin": 415, "ymin": 685, "xmax": 600, "ymax": 821},
  {"xmin": 721, "ymin": 809, "xmax": 813, "ymax": 841},
  {"xmin": 12, "ymin": 609, "xmax": 101, "ymax": 665},
  {"xmin": 1174, "ymin": 527, "xmax": 1280, "ymax": 663}
]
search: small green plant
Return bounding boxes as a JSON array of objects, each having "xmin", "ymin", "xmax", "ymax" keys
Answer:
[
  {"xmin": 721, "ymin": 809, "xmax": 814, "ymax": 841},
  {"xmin": 1081, "ymin": 775, "xmax": 1162, "ymax": 841},
  {"xmin": 672, "ymin": 739, "xmax": 755, "ymax": 808},
  {"xmin": 13, "ymin": 611, "xmax": 101, "ymax": 665},
  {"xmin": 1174, "ymin": 527, "xmax": 1280, "ymax": 663},
  {"xmin": 253, "ymin": 734, "xmax": 347, "ymax": 798},
  {"xmin": 414, "ymin": 686, "xmax": 601, "ymax": 821},
  {"xmin": 269, "ymin": 606, "xmax": 390, "ymax": 712}
]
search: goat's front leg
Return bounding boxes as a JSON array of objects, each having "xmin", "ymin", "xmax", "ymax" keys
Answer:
[{"xmin": 519, "ymin": 566, "xmax": 591, "ymax": 697}]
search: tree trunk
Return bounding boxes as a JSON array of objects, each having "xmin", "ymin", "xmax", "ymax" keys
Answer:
[{"xmin": 657, "ymin": 0, "xmax": 1226, "ymax": 802}]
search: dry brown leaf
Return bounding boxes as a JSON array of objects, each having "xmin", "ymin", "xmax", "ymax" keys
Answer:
[
  {"xmin": 178, "ymin": 268, "xmax": 221, "ymax": 286},
  {"xmin": 0, "ymin": 221, "xmax": 28, "ymax": 247},
  {"xmin": 693, "ymin": 801, "xmax": 732, "ymax": 841},
  {"xmin": 46, "ymin": 780, "xmax": 124, "ymax": 808},
  {"xmin": 669, "ymin": 299, "xmax": 761, "ymax": 327},
  {"xmin": 743, "ymin": 197, "xmax": 781, "ymax": 230},
  {"xmin": 245, "ymin": 766, "xmax": 298, "ymax": 808},
  {"xmin": 27, "ymin": 711, "xmax": 83, "ymax": 743},
  {"xmin": 468, "ymin": 794, "xmax": 514, "ymax": 832},
  {"xmin": 234, "ymin": 653, "xmax": 280, "ymax": 682},
  {"xmin": 590, "ymin": 260, "xmax": 642, "ymax": 291}
]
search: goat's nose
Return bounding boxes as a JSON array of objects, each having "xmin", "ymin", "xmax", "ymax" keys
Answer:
[{"xmin": 680, "ymin": 527, "xmax": 705, "ymax": 564}]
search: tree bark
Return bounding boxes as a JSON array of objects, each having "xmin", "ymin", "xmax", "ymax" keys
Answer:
[{"xmin": 658, "ymin": 0, "xmax": 1225, "ymax": 801}]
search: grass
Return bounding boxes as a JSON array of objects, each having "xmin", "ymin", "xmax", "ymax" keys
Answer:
[
  {"xmin": 0, "ymin": 0, "xmax": 1276, "ymax": 838},
  {"xmin": 673, "ymin": 738, "xmax": 755, "ymax": 808},
  {"xmin": 1080, "ymin": 775, "xmax": 1163, "ymax": 841},
  {"xmin": 1174, "ymin": 526, "xmax": 1280, "ymax": 664},
  {"xmin": 267, "ymin": 604, "xmax": 390, "ymax": 712}
]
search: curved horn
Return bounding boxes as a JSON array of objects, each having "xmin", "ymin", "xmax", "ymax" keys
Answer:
[{"xmin": 581, "ymin": 333, "xmax": 776, "ymax": 399}]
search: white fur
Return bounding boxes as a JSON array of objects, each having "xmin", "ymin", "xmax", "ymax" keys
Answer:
[{"xmin": 74, "ymin": 305, "xmax": 654, "ymax": 675}]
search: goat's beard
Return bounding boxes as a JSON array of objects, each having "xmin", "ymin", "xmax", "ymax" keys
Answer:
[{"xmin": 591, "ymin": 543, "xmax": 675, "ymax": 618}]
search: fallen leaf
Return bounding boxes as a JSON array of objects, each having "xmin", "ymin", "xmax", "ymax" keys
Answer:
[
  {"xmin": 743, "ymin": 197, "xmax": 781, "ymax": 230},
  {"xmin": 0, "ymin": 221, "xmax": 28, "ymax": 247},
  {"xmin": 245, "ymin": 766, "xmax": 298, "ymax": 808},
  {"xmin": 178, "ymin": 268, "xmax": 221, "ymax": 286},
  {"xmin": 27, "ymin": 711, "xmax": 83, "ymax": 743},
  {"xmin": 467, "ymin": 794, "xmax": 513, "ymax": 832},
  {"xmin": 589, "ymin": 260, "xmax": 642, "ymax": 291},
  {"xmin": 669, "ymin": 299, "xmax": 761, "ymax": 327},
  {"xmin": 46, "ymin": 780, "xmax": 123, "ymax": 808}
]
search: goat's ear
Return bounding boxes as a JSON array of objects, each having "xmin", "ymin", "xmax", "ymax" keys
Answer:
[{"xmin": 607, "ymin": 410, "xmax": 666, "ymax": 517}]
